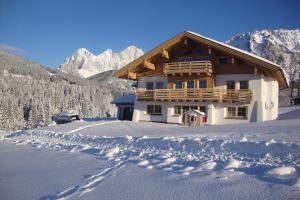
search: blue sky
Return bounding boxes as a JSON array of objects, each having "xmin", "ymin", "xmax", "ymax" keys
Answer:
[{"xmin": 0, "ymin": 0, "xmax": 299, "ymax": 68}]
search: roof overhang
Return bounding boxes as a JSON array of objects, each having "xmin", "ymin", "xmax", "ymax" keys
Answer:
[{"xmin": 112, "ymin": 31, "xmax": 289, "ymax": 89}]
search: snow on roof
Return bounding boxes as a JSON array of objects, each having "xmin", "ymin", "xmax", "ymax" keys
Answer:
[
  {"xmin": 187, "ymin": 31, "xmax": 290, "ymax": 84},
  {"xmin": 183, "ymin": 109, "xmax": 206, "ymax": 116},
  {"xmin": 187, "ymin": 31, "xmax": 281, "ymax": 67},
  {"xmin": 111, "ymin": 94, "xmax": 136, "ymax": 105},
  {"xmin": 60, "ymin": 110, "xmax": 79, "ymax": 116}
]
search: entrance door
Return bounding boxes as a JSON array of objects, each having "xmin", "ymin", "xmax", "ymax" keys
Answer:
[{"xmin": 122, "ymin": 107, "xmax": 133, "ymax": 120}]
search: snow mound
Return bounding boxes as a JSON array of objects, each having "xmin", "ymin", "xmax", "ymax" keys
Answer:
[
  {"xmin": 266, "ymin": 166, "xmax": 297, "ymax": 180},
  {"xmin": 225, "ymin": 159, "xmax": 242, "ymax": 169},
  {"xmin": 240, "ymin": 137, "xmax": 248, "ymax": 142},
  {"xmin": 137, "ymin": 160, "xmax": 149, "ymax": 167},
  {"xmin": 105, "ymin": 147, "xmax": 120, "ymax": 159},
  {"xmin": 164, "ymin": 157, "xmax": 176, "ymax": 164},
  {"xmin": 198, "ymin": 161, "xmax": 217, "ymax": 171}
]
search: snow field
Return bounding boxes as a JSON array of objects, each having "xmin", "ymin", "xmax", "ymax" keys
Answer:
[{"xmin": 2, "ymin": 129, "xmax": 300, "ymax": 187}]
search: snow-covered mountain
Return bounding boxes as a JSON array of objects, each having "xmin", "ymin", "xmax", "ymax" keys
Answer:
[
  {"xmin": 59, "ymin": 46, "xmax": 143, "ymax": 78},
  {"xmin": 227, "ymin": 29, "xmax": 300, "ymax": 79}
]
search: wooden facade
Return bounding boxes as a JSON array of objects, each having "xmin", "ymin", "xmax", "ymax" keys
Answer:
[
  {"xmin": 137, "ymin": 89, "xmax": 252, "ymax": 104},
  {"xmin": 112, "ymin": 31, "xmax": 288, "ymax": 89},
  {"xmin": 163, "ymin": 60, "xmax": 214, "ymax": 76}
]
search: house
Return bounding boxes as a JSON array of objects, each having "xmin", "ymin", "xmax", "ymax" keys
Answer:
[
  {"xmin": 112, "ymin": 31, "xmax": 288, "ymax": 125},
  {"xmin": 111, "ymin": 94, "xmax": 135, "ymax": 120},
  {"xmin": 182, "ymin": 109, "xmax": 206, "ymax": 126}
]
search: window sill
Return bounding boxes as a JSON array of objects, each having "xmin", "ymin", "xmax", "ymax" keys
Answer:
[
  {"xmin": 146, "ymin": 113, "xmax": 162, "ymax": 116},
  {"xmin": 172, "ymin": 114, "xmax": 181, "ymax": 117},
  {"xmin": 225, "ymin": 117, "xmax": 247, "ymax": 120}
]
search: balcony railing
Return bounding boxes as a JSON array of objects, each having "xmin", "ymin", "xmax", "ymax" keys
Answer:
[
  {"xmin": 163, "ymin": 60, "xmax": 214, "ymax": 76},
  {"xmin": 137, "ymin": 89, "xmax": 252, "ymax": 103}
]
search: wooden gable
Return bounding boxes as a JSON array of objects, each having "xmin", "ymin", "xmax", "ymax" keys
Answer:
[{"xmin": 112, "ymin": 31, "xmax": 288, "ymax": 89}]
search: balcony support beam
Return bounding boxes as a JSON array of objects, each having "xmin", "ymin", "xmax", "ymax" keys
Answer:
[
  {"xmin": 128, "ymin": 72, "xmax": 137, "ymax": 79},
  {"xmin": 161, "ymin": 49, "xmax": 169, "ymax": 59},
  {"xmin": 144, "ymin": 60, "xmax": 155, "ymax": 71},
  {"xmin": 208, "ymin": 47, "xmax": 212, "ymax": 55}
]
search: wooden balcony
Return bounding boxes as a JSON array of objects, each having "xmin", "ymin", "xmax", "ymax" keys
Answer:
[
  {"xmin": 137, "ymin": 89, "xmax": 252, "ymax": 103},
  {"xmin": 163, "ymin": 60, "xmax": 214, "ymax": 76}
]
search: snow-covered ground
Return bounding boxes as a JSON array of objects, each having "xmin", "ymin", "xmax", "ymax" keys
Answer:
[{"xmin": 1, "ymin": 107, "xmax": 300, "ymax": 200}]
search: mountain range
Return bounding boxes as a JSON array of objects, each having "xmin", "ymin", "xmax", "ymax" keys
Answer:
[
  {"xmin": 227, "ymin": 28, "xmax": 300, "ymax": 79},
  {"xmin": 58, "ymin": 46, "xmax": 143, "ymax": 78}
]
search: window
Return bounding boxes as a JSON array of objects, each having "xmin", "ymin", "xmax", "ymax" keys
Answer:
[
  {"xmin": 147, "ymin": 105, "xmax": 162, "ymax": 115},
  {"xmin": 219, "ymin": 58, "xmax": 228, "ymax": 64},
  {"xmin": 191, "ymin": 116, "xmax": 195, "ymax": 122},
  {"xmin": 155, "ymin": 105, "xmax": 162, "ymax": 114},
  {"xmin": 179, "ymin": 57, "xmax": 193, "ymax": 62},
  {"xmin": 237, "ymin": 107, "xmax": 247, "ymax": 118},
  {"xmin": 174, "ymin": 106, "xmax": 181, "ymax": 115},
  {"xmin": 227, "ymin": 107, "xmax": 247, "ymax": 119},
  {"xmin": 199, "ymin": 80, "xmax": 207, "ymax": 88},
  {"xmin": 199, "ymin": 106, "xmax": 206, "ymax": 114},
  {"xmin": 147, "ymin": 105, "xmax": 154, "ymax": 114},
  {"xmin": 227, "ymin": 107, "xmax": 236, "ymax": 118},
  {"xmin": 190, "ymin": 106, "xmax": 197, "ymax": 110},
  {"xmin": 187, "ymin": 80, "xmax": 194, "ymax": 89},
  {"xmin": 156, "ymin": 82, "xmax": 164, "ymax": 89},
  {"xmin": 240, "ymin": 80, "xmax": 249, "ymax": 89},
  {"xmin": 226, "ymin": 81, "xmax": 235, "ymax": 89},
  {"xmin": 146, "ymin": 82, "xmax": 153, "ymax": 90},
  {"xmin": 182, "ymin": 106, "xmax": 189, "ymax": 114},
  {"xmin": 175, "ymin": 80, "xmax": 183, "ymax": 89}
]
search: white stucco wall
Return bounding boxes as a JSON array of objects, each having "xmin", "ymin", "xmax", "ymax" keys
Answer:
[
  {"xmin": 133, "ymin": 74, "xmax": 279, "ymax": 125},
  {"xmin": 212, "ymin": 74, "xmax": 262, "ymax": 124},
  {"xmin": 133, "ymin": 101, "xmax": 168, "ymax": 122},
  {"xmin": 261, "ymin": 75, "xmax": 279, "ymax": 121}
]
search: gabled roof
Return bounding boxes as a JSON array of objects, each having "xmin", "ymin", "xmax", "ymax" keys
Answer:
[
  {"xmin": 112, "ymin": 31, "xmax": 289, "ymax": 88},
  {"xmin": 183, "ymin": 109, "xmax": 206, "ymax": 116}
]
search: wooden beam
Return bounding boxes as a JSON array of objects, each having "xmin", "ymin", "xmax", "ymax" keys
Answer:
[
  {"xmin": 208, "ymin": 47, "xmax": 212, "ymax": 55},
  {"xmin": 231, "ymin": 57, "xmax": 235, "ymax": 64},
  {"xmin": 128, "ymin": 72, "xmax": 137, "ymax": 80},
  {"xmin": 161, "ymin": 49, "xmax": 169, "ymax": 59},
  {"xmin": 143, "ymin": 60, "xmax": 155, "ymax": 71},
  {"xmin": 254, "ymin": 67, "xmax": 258, "ymax": 75}
]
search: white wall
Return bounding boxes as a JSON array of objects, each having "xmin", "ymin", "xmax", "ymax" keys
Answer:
[
  {"xmin": 261, "ymin": 75, "xmax": 279, "ymax": 121},
  {"xmin": 212, "ymin": 74, "xmax": 263, "ymax": 124},
  {"xmin": 133, "ymin": 74, "xmax": 279, "ymax": 125},
  {"xmin": 133, "ymin": 101, "xmax": 168, "ymax": 122}
]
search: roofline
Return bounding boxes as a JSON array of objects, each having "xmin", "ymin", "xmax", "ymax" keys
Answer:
[{"xmin": 112, "ymin": 31, "xmax": 289, "ymax": 88}]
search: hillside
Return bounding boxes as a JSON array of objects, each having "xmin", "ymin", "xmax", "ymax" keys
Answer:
[{"xmin": 0, "ymin": 50, "xmax": 134, "ymax": 130}]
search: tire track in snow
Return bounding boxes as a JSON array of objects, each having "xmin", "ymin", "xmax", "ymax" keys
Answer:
[
  {"xmin": 38, "ymin": 160, "xmax": 125, "ymax": 200},
  {"xmin": 68, "ymin": 120, "xmax": 119, "ymax": 133}
]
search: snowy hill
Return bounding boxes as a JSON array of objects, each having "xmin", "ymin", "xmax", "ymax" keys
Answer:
[
  {"xmin": 58, "ymin": 46, "xmax": 143, "ymax": 78},
  {"xmin": 227, "ymin": 29, "xmax": 300, "ymax": 78},
  {"xmin": 0, "ymin": 50, "xmax": 134, "ymax": 130}
]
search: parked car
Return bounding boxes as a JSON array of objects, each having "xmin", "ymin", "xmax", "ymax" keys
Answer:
[{"xmin": 56, "ymin": 110, "xmax": 80, "ymax": 124}]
